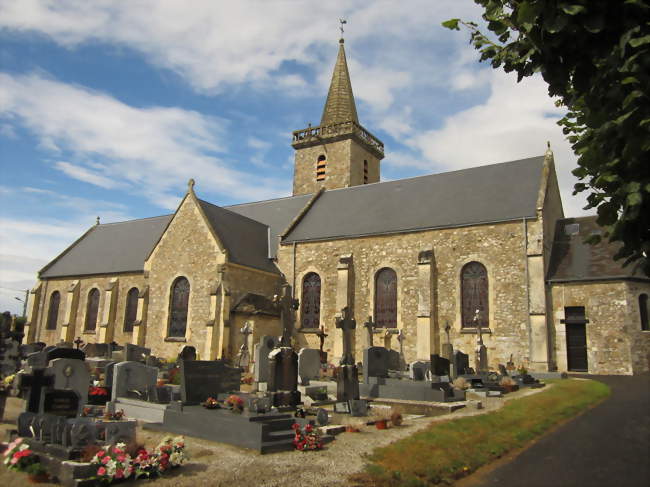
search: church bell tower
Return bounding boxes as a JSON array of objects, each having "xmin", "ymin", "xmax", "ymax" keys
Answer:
[{"xmin": 291, "ymin": 38, "xmax": 384, "ymax": 196}]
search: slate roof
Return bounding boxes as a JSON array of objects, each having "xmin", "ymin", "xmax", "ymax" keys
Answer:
[
  {"xmin": 547, "ymin": 216, "xmax": 649, "ymax": 282},
  {"xmin": 321, "ymin": 39, "xmax": 358, "ymax": 126},
  {"xmin": 197, "ymin": 199, "xmax": 280, "ymax": 274},
  {"xmin": 40, "ymin": 215, "xmax": 172, "ymax": 278},
  {"xmin": 225, "ymin": 193, "xmax": 312, "ymax": 256},
  {"xmin": 283, "ymin": 156, "xmax": 546, "ymax": 243}
]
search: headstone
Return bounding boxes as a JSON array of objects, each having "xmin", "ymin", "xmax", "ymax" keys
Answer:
[
  {"xmin": 476, "ymin": 344, "xmax": 488, "ymax": 373},
  {"xmin": 81, "ymin": 343, "xmax": 111, "ymax": 358},
  {"xmin": 349, "ymin": 399, "xmax": 368, "ymax": 417},
  {"xmin": 45, "ymin": 358, "xmax": 91, "ymax": 411},
  {"xmin": 27, "ymin": 347, "xmax": 85, "ymax": 369},
  {"xmin": 111, "ymin": 361, "xmax": 158, "ymax": 402},
  {"xmin": 178, "ymin": 345, "xmax": 197, "ymax": 362},
  {"xmin": 179, "ymin": 360, "xmax": 241, "ymax": 405},
  {"xmin": 430, "ymin": 354, "xmax": 451, "ymax": 376},
  {"xmin": 69, "ymin": 420, "xmax": 97, "ymax": 450},
  {"xmin": 316, "ymin": 408, "xmax": 329, "ymax": 426},
  {"xmin": 16, "ymin": 368, "xmax": 55, "ymax": 412},
  {"xmin": 333, "ymin": 402, "xmax": 350, "ymax": 413},
  {"xmin": 103, "ymin": 421, "xmax": 136, "ymax": 445},
  {"xmin": 409, "ymin": 360, "xmax": 430, "ymax": 381},
  {"xmin": 253, "ymin": 336, "xmax": 278, "ymax": 383},
  {"xmin": 335, "ymin": 365, "xmax": 359, "ymax": 401},
  {"xmin": 104, "ymin": 361, "xmax": 118, "ymax": 388},
  {"xmin": 41, "ymin": 389, "xmax": 80, "ymax": 418},
  {"xmin": 268, "ymin": 348, "xmax": 298, "ymax": 391},
  {"xmin": 247, "ymin": 396, "xmax": 272, "ymax": 414},
  {"xmin": 125, "ymin": 343, "xmax": 151, "ymax": 363},
  {"xmin": 298, "ymin": 348, "xmax": 321, "ymax": 385},
  {"xmin": 454, "ymin": 350, "xmax": 470, "ymax": 375},
  {"xmin": 17, "ymin": 411, "xmax": 37, "ymax": 437},
  {"xmin": 387, "ymin": 349, "xmax": 401, "ymax": 371},
  {"xmin": 363, "ymin": 346, "xmax": 389, "ymax": 380}
]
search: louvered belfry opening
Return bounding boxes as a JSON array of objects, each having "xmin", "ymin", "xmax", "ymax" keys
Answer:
[
  {"xmin": 316, "ymin": 155, "xmax": 327, "ymax": 181},
  {"xmin": 169, "ymin": 277, "xmax": 190, "ymax": 337},
  {"xmin": 375, "ymin": 267, "xmax": 397, "ymax": 328},
  {"xmin": 301, "ymin": 272, "xmax": 321, "ymax": 328},
  {"xmin": 85, "ymin": 288, "xmax": 100, "ymax": 331}
]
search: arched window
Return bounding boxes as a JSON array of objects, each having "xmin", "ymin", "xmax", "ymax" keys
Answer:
[
  {"xmin": 85, "ymin": 288, "xmax": 100, "ymax": 331},
  {"xmin": 46, "ymin": 291, "xmax": 60, "ymax": 330},
  {"xmin": 461, "ymin": 262, "xmax": 489, "ymax": 328},
  {"xmin": 640, "ymin": 294, "xmax": 649, "ymax": 331},
  {"xmin": 316, "ymin": 155, "xmax": 326, "ymax": 181},
  {"xmin": 301, "ymin": 272, "xmax": 321, "ymax": 328},
  {"xmin": 375, "ymin": 268, "xmax": 397, "ymax": 328},
  {"xmin": 168, "ymin": 277, "xmax": 190, "ymax": 338},
  {"xmin": 123, "ymin": 287, "xmax": 139, "ymax": 332}
]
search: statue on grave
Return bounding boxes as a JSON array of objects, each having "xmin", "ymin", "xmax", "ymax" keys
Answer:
[
  {"xmin": 315, "ymin": 326, "xmax": 328, "ymax": 364},
  {"xmin": 237, "ymin": 321, "xmax": 253, "ymax": 370}
]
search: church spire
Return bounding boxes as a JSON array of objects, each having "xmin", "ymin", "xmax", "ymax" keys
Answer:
[{"xmin": 320, "ymin": 39, "xmax": 358, "ymax": 126}]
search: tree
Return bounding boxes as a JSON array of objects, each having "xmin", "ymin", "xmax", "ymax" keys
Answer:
[{"xmin": 444, "ymin": 0, "xmax": 650, "ymax": 276}]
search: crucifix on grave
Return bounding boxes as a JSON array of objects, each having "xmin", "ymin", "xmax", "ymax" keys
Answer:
[
  {"xmin": 237, "ymin": 321, "xmax": 253, "ymax": 369},
  {"xmin": 74, "ymin": 337, "xmax": 84, "ymax": 350},
  {"xmin": 315, "ymin": 326, "xmax": 328, "ymax": 364},
  {"xmin": 273, "ymin": 284, "xmax": 299, "ymax": 348},
  {"xmin": 363, "ymin": 316, "xmax": 376, "ymax": 348},
  {"xmin": 335, "ymin": 306, "xmax": 356, "ymax": 366}
]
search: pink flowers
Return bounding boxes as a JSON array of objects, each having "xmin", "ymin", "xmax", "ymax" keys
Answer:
[
  {"xmin": 97, "ymin": 466, "xmax": 107, "ymax": 476},
  {"xmin": 292, "ymin": 423, "xmax": 323, "ymax": 451}
]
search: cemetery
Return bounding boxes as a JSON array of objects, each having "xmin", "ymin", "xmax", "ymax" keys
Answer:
[{"xmin": 0, "ymin": 298, "xmax": 568, "ymax": 486}]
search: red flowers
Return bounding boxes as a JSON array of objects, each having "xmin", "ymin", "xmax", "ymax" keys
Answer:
[
  {"xmin": 292, "ymin": 423, "xmax": 323, "ymax": 451},
  {"xmin": 89, "ymin": 386, "xmax": 109, "ymax": 396}
]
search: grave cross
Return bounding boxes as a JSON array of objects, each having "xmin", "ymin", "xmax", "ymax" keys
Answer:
[
  {"xmin": 74, "ymin": 337, "xmax": 84, "ymax": 349},
  {"xmin": 237, "ymin": 321, "xmax": 253, "ymax": 369},
  {"xmin": 315, "ymin": 326, "xmax": 328, "ymax": 353},
  {"xmin": 474, "ymin": 309, "xmax": 483, "ymax": 346},
  {"xmin": 335, "ymin": 306, "xmax": 356, "ymax": 366},
  {"xmin": 363, "ymin": 316, "xmax": 376, "ymax": 347},
  {"xmin": 273, "ymin": 284, "xmax": 299, "ymax": 347}
]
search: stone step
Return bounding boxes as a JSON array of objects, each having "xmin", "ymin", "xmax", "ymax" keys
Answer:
[
  {"xmin": 259, "ymin": 438, "xmax": 296, "ymax": 454},
  {"xmin": 265, "ymin": 430, "xmax": 295, "ymax": 441},
  {"xmin": 263, "ymin": 417, "xmax": 296, "ymax": 432}
]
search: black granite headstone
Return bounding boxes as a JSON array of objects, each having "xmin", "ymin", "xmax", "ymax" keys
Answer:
[
  {"xmin": 454, "ymin": 350, "xmax": 470, "ymax": 375},
  {"xmin": 179, "ymin": 360, "xmax": 241, "ymax": 405},
  {"xmin": 335, "ymin": 364, "xmax": 360, "ymax": 401},
  {"xmin": 268, "ymin": 348, "xmax": 298, "ymax": 392},
  {"xmin": 363, "ymin": 346, "xmax": 389, "ymax": 380},
  {"xmin": 431, "ymin": 354, "xmax": 451, "ymax": 376},
  {"xmin": 178, "ymin": 346, "xmax": 197, "ymax": 362}
]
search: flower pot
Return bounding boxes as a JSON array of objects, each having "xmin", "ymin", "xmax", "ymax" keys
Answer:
[
  {"xmin": 345, "ymin": 426, "xmax": 360, "ymax": 433},
  {"xmin": 375, "ymin": 419, "xmax": 388, "ymax": 430}
]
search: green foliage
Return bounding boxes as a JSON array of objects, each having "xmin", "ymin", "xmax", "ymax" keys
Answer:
[
  {"xmin": 350, "ymin": 379, "xmax": 610, "ymax": 486},
  {"xmin": 444, "ymin": 1, "xmax": 650, "ymax": 276}
]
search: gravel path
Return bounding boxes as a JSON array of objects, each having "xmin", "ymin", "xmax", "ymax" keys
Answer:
[{"xmin": 1, "ymin": 386, "xmax": 549, "ymax": 487}]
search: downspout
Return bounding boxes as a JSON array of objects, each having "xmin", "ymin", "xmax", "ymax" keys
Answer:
[
  {"xmin": 292, "ymin": 242, "xmax": 297, "ymax": 298},
  {"xmin": 523, "ymin": 218, "xmax": 532, "ymax": 363}
]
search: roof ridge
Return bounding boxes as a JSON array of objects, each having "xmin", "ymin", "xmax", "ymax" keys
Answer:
[
  {"xmin": 97, "ymin": 214, "xmax": 173, "ymax": 226},
  {"xmin": 223, "ymin": 192, "xmax": 313, "ymax": 209}
]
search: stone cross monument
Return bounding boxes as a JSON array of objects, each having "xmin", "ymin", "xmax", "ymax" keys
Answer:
[
  {"xmin": 474, "ymin": 309, "xmax": 488, "ymax": 373},
  {"xmin": 315, "ymin": 326, "xmax": 328, "ymax": 364},
  {"xmin": 237, "ymin": 321, "xmax": 253, "ymax": 369},
  {"xmin": 274, "ymin": 284, "xmax": 299, "ymax": 348},
  {"xmin": 396, "ymin": 329, "xmax": 406, "ymax": 370},
  {"xmin": 335, "ymin": 306, "xmax": 356, "ymax": 366},
  {"xmin": 363, "ymin": 316, "xmax": 375, "ymax": 348}
]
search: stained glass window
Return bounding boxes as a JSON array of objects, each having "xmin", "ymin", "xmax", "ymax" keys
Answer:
[
  {"xmin": 375, "ymin": 268, "xmax": 397, "ymax": 328},
  {"xmin": 46, "ymin": 291, "xmax": 60, "ymax": 330},
  {"xmin": 168, "ymin": 277, "xmax": 190, "ymax": 337},
  {"xmin": 461, "ymin": 262, "xmax": 489, "ymax": 328},
  {"xmin": 85, "ymin": 288, "xmax": 100, "ymax": 331},
  {"xmin": 123, "ymin": 287, "xmax": 139, "ymax": 332},
  {"xmin": 301, "ymin": 272, "xmax": 321, "ymax": 328}
]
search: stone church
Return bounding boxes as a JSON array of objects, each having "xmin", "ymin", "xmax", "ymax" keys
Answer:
[{"xmin": 24, "ymin": 39, "xmax": 649, "ymax": 375}]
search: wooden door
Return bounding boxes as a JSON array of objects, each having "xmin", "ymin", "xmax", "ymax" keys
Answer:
[{"xmin": 566, "ymin": 323, "xmax": 588, "ymax": 372}]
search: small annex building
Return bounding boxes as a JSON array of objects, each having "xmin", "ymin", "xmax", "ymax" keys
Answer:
[{"xmin": 24, "ymin": 39, "xmax": 650, "ymax": 375}]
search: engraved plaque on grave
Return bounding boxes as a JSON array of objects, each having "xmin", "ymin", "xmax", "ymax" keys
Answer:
[
  {"xmin": 180, "ymin": 360, "xmax": 241, "ymax": 405},
  {"xmin": 41, "ymin": 390, "xmax": 80, "ymax": 418}
]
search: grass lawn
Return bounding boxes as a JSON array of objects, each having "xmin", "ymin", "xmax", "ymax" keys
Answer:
[{"xmin": 350, "ymin": 379, "xmax": 610, "ymax": 486}]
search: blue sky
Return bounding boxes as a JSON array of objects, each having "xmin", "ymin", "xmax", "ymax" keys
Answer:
[{"xmin": 0, "ymin": 1, "xmax": 591, "ymax": 314}]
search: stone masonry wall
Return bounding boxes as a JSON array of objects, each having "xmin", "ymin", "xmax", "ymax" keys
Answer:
[
  {"xmin": 551, "ymin": 281, "xmax": 633, "ymax": 375},
  {"xmin": 277, "ymin": 220, "xmax": 532, "ymax": 370},
  {"xmin": 145, "ymin": 194, "xmax": 225, "ymax": 359},
  {"xmin": 35, "ymin": 273, "xmax": 146, "ymax": 345},
  {"xmin": 626, "ymin": 281, "xmax": 650, "ymax": 373},
  {"xmin": 293, "ymin": 137, "xmax": 380, "ymax": 196}
]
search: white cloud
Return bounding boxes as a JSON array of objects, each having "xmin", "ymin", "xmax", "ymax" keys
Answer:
[
  {"xmin": 0, "ymin": 72, "xmax": 290, "ymax": 207},
  {"xmin": 388, "ymin": 70, "xmax": 593, "ymax": 218}
]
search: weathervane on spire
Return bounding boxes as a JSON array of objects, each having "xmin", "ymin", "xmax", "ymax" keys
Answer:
[{"xmin": 339, "ymin": 18, "xmax": 347, "ymax": 40}]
